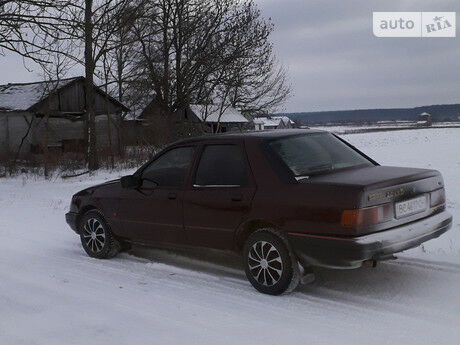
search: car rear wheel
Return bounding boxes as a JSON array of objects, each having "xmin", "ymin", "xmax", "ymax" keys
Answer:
[
  {"xmin": 243, "ymin": 229, "xmax": 300, "ymax": 295},
  {"xmin": 79, "ymin": 210, "xmax": 120, "ymax": 259}
]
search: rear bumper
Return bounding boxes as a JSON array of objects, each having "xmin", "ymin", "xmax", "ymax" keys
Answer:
[
  {"xmin": 289, "ymin": 210, "xmax": 453, "ymax": 269},
  {"xmin": 65, "ymin": 212, "xmax": 79, "ymax": 234}
]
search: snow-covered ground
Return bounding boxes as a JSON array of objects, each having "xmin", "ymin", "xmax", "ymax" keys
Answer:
[
  {"xmin": 1, "ymin": 128, "xmax": 459, "ymax": 345},
  {"xmin": 308, "ymin": 121, "xmax": 460, "ymax": 134}
]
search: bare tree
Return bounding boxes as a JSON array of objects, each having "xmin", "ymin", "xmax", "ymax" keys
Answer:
[
  {"xmin": 0, "ymin": 1, "xmax": 73, "ymax": 62},
  {"xmin": 37, "ymin": 36, "xmax": 74, "ymax": 177},
  {"xmin": 2, "ymin": 0, "xmax": 289, "ymax": 167},
  {"xmin": 131, "ymin": 0, "xmax": 290, "ymax": 129},
  {"xmin": 96, "ymin": 4, "xmax": 146, "ymax": 156},
  {"xmin": 24, "ymin": 0, "xmax": 144, "ymax": 170},
  {"xmin": 99, "ymin": 51, "xmax": 117, "ymax": 167},
  {"xmin": 80, "ymin": 0, "xmax": 145, "ymax": 170}
]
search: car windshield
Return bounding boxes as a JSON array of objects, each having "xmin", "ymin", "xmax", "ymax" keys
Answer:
[{"xmin": 268, "ymin": 132, "xmax": 374, "ymax": 178}]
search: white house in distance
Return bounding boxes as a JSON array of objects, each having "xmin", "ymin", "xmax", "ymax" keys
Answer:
[
  {"xmin": 253, "ymin": 115, "xmax": 296, "ymax": 130},
  {"xmin": 417, "ymin": 112, "xmax": 432, "ymax": 127}
]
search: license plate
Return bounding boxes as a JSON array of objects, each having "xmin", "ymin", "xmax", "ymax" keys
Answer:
[{"xmin": 395, "ymin": 195, "xmax": 427, "ymax": 219}]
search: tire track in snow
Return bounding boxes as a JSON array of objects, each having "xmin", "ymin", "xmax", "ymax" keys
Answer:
[{"xmin": 388, "ymin": 257, "xmax": 460, "ymax": 273}]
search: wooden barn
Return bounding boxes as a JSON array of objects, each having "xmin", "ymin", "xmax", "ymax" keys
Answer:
[
  {"xmin": 253, "ymin": 116, "xmax": 296, "ymax": 131},
  {"xmin": 139, "ymin": 98, "xmax": 248, "ymax": 133},
  {"xmin": 183, "ymin": 104, "xmax": 249, "ymax": 132},
  {"xmin": 0, "ymin": 77, "xmax": 128, "ymax": 159}
]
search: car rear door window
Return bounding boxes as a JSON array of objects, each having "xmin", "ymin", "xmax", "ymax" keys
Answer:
[
  {"xmin": 195, "ymin": 145, "xmax": 248, "ymax": 186},
  {"xmin": 141, "ymin": 146, "xmax": 195, "ymax": 187}
]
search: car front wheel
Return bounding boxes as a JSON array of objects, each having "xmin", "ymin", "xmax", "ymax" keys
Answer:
[
  {"xmin": 243, "ymin": 229, "xmax": 300, "ymax": 295},
  {"xmin": 79, "ymin": 210, "xmax": 120, "ymax": 259}
]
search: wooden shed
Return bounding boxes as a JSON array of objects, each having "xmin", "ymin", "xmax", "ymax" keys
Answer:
[
  {"xmin": 0, "ymin": 77, "xmax": 129, "ymax": 159},
  {"xmin": 139, "ymin": 99, "xmax": 249, "ymax": 133},
  {"xmin": 253, "ymin": 116, "xmax": 296, "ymax": 130},
  {"xmin": 184, "ymin": 104, "xmax": 249, "ymax": 132}
]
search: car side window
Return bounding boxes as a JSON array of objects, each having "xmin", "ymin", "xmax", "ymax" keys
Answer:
[
  {"xmin": 195, "ymin": 144, "xmax": 248, "ymax": 186},
  {"xmin": 141, "ymin": 146, "xmax": 195, "ymax": 188}
]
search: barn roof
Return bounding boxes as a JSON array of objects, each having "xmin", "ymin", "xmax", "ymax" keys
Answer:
[
  {"xmin": 131, "ymin": 94, "xmax": 157, "ymax": 121},
  {"xmin": 0, "ymin": 77, "xmax": 77, "ymax": 112},
  {"xmin": 0, "ymin": 76, "xmax": 129, "ymax": 113},
  {"xmin": 189, "ymin": 104, "xmax": 248, "ymax": 123},
  {"xmin": 271, "ymin": 116, "xmax": 295, "ymax": 125},
  {"xmin": 253, "ymin": 117, "xmax": 279, "ymax": 127}
]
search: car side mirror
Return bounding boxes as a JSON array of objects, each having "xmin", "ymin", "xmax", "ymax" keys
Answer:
[{"xmin": 120, "ymin": 175, "xmax": 141, "ymax": 189}]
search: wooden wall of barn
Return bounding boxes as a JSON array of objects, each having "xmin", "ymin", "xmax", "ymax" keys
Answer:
[
  {"xmin": 0, "ymin": 112, "xmax": 34, "ymax": 158},
  {"xmin": 31, "ymin": 115, "xmax": 119, "ymax": 152},
  {"xmin": 0, "ymin": 112, "xmax": 119, "ymax": 158}
]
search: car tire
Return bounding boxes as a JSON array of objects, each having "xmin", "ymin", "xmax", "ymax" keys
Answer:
[
  {"xmin": 243, "ymin": 229, "xmax": 300, "ymax": 295},
  {"xmin": 79, "ymin": 210, "xmax": 120, "ymax": 259}
]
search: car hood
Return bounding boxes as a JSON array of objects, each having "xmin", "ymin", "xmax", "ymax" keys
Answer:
[{"xmin": 76, "ymin": 179, "xmax": 120, "ymax": 195}]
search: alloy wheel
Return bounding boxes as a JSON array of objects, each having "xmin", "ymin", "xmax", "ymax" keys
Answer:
[
  {"xmin": 248, "ymin": 241, "xmax": 283, "ymax": 286},
  {"xmin": 82, "ymin": 218, "xmax": 106, "ymax": 253}
]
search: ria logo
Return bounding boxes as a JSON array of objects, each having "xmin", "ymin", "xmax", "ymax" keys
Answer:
[
  {"xmin": 426, "ymin": 15, "xmax": 452, "ymax": 34},
  {"xmin": 373, "ymin": 12, "xmax": 456, "ymax": 37}
]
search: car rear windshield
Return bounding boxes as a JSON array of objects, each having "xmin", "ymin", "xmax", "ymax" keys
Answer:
[{"xmin": 268, "ymin": 133, "xmax": 374, "ymax": 178}]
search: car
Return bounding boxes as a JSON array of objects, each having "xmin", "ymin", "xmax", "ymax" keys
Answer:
[{"xmin": 66, "ymin": 129, "xmax": 453, "ymax": 295}]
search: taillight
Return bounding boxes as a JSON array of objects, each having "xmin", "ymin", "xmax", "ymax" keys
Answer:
[
  {"xmin": 430, "ymin": 188, "xmax": 445, "ymax": 207},
  {"xmin": 341, "ymin": 203, "xmax": 393, "ymax": 228}
]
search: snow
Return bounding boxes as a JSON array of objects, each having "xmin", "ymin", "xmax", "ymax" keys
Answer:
[
  {"xmin": 306, "ymin": 122, "xmax": 460, "ymax": 134},
  {"xmin": 254, "ymin": 116, "xmax": 294, "ymax": 128},
  {"xmin": 189, "ymin": 104, "xmax": 248, "ymax": 123},
  {"xmin": 253, "ymin": 116, "xmax": 279, "ymax": 127},
  {"xmin": 1, "ymin": 128, "xmax": 460, "ymax": 345},
  {"xmin": 0, "ymin": 78, "xmax": 78, "ymax": 112},
  {"xmin": 271, "ymin": 115, "xmax": 295, "ymax": 125}
]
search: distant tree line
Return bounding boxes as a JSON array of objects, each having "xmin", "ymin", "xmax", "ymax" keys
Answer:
[
  {"xmin": 286, "ymin": 104, "xmax": 460, "ymax": 126},
  {"xmin": 0, "ymin": 0, "xmax": 290, "ymax": 171}
]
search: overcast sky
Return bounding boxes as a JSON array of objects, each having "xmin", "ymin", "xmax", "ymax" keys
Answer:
[
  {"xmin": 258, "ymin": 0, "xmax": 460, "ymax": 112},
  {"xmin": 1, "ymin": 0, "xmax": 460, "ymax": 113}
]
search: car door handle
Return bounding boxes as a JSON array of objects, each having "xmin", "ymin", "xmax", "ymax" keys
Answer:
[
  {"xmin": 168, "ymin": 192, "xmax": 178, "ymax": 200},
  {"xmin": 231, "ymin": 193, "xmax": 243, "ymax": 202}
]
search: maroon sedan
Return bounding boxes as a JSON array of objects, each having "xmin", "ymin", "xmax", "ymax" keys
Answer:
[{"xmin": 66, "ymin": 130, "xmax": 452, "ymax": 295}]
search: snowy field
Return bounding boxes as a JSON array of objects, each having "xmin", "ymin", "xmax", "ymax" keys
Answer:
[
  {"xmin": 1, "ymin": 128, "xmax": 459, "ymax": 345},
  {"xmin": 308, "ymin": 121, "xmax": 460, "ymax": 134}
]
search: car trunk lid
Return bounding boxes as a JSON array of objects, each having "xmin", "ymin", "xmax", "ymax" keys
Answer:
[{"xmin": 301, "ymin": 166, "xmax": 445, "ymax": 235}]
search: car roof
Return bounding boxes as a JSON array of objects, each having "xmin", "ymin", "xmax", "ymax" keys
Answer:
[{"xmin": 173, "ymin": 129, "xmax": 327, "ymax": 145}]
